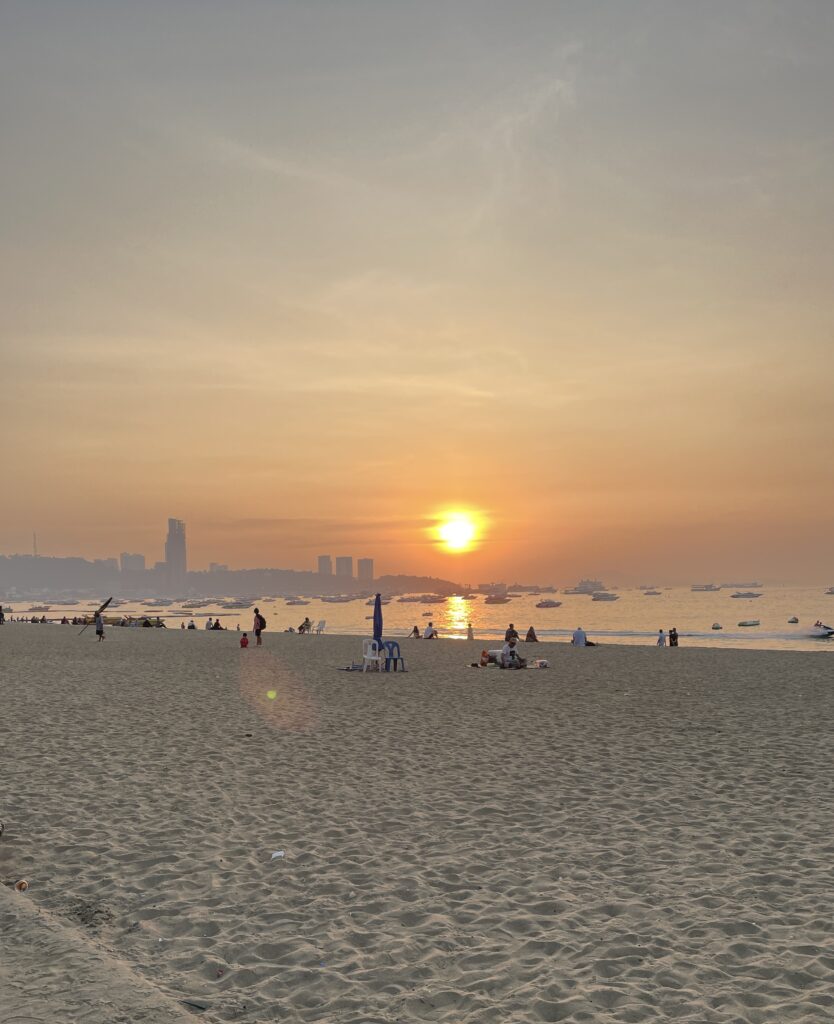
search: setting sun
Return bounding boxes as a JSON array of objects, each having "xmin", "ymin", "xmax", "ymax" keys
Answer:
[{"xmin": 436, "ymin": 513, "xmax": 479, "ymax": 553}]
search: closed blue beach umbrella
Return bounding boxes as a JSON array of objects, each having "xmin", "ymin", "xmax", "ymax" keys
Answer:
[{"xmin": 372, "ymin": 592, "xmax": 384, "ymax": 644}]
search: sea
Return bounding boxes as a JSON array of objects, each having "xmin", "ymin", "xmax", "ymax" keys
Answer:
[{"xmin": 9, "ymin": 586, "xmax": 834, "ymax": 652}]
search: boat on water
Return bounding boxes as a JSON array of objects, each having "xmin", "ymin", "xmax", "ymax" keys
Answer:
[
  {"xmin": 788, "ymin": 616, "xmax": 799, "ymax": 624},
  {"xmin": 738, "ymin": 620, "xmax": 760, "ymax": 627},
  {"xmin": 285, "ymin": 599, "xmax": 310, "ymax": 606},
  {"xmin": 730, "ymin": 592, "xmax": 762, "ymax": 599},
  {"xmin": 692, "ymin": 584, "xmax": 720, "ymax": 592},
  {"xmin": 484, "ymin": 595, "xmax": 511, "ymax": 604},
  {"xmin": 535, "ymin": 599, "xmax": 562, "ymax": 608},
  {"xmin": 826, "ymin": 587, "xmax": 834, "ymax": 595},
  {"xmin": 222, "ymin": 600, "xmax": 253, "ymax": 609},
  {"xmin": 321, "ymin": 595, "xmax": 354, "ymax": 603},
  {"xmin": 564, "ymin": 579, "xmax": 604, "ymax": 595},
  {"xmin": 722, "ymin": 582, "xmax": 762, "ymax": 590},
  {"xmin": 809, "ymin": 621, "xmax": 834, "ymax": 637},
  {"xmin": 27, "ymin": 606, "xmax": 51, "ymax": 612},
  {"xmin": 712, "ymin": 623, "xmax": 723, "ymax": 630},
  {"xmin": 592, "ymin": 592, "xmax": 619, "ymax": 602},
  {"xmin": 643, "ymin": 590, "xmax": 661, "ymax": 596}
]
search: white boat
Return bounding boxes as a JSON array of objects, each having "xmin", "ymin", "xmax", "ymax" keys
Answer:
[
  {"xmin": 564, "ymin": 579, "xmax": 604, "ymax": 595},
  {"xmin": 535, "ymin": 599, "xmax": 562, "ymax": 608},
  {"xmin": 592, "ymin": 592, "xmax": 620, "ymax": 602},
  {"xmin": 285, "ymin": 599, "xmax": 310, "ymax": 606},
  {"xmin": 826, "ymin": 587, "xmax": 834, "ymax": 595},
  {"xmin": 738, "ymin": 619, "xmax": 760, "ymax": 627},
  {"xmin": 711, "ymin": 623, "xmax": 723, "ymax": 630},
  {"xmin": 809, "ymin": 621, "xmax": 834, "ymax": 637},
  {"xmin": 730, "ymin": 592, "xmax": 762, "ymax": 599}
]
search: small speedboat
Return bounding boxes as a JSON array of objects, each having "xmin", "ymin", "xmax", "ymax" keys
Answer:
[
  {"xmin": 738, "ymin": 620, "xmax": 760, "ymax": 627},
  {"xmin": 788, "ymin": 616, "xmax": 799, "ymax": 624},
  {"xmin": 535, "ymin": 599, "xmax": 562, "ymax": 608},
  {"xmin": 484, "ymin": 595, "xmax": 511, "ymax": 604},
  {"xmin": 643, "ymin": 590, "xmax": 662, "ymax": 596},
  {"xmin": 711, "ymin": 622, "xmax": 723, "ymax": 630},
  {"xmin": 592, "ymin": 592, "xmax": 619, "ymax": 602},
  {"xmin": 731, "ymin": 592, "xmax": 762, "ymax": 599}
]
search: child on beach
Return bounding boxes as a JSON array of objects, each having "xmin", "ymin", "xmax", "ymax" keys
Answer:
[{"xmin": 240, "ymin": 633, "xmax": 249, "ymax": 648}]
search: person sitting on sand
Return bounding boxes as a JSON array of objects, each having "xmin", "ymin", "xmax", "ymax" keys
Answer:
[
  {"xmin": 211, "ymin": 618, "xmax": 224, "ymax": 630},
  {"xmin": 505, "ymin": 623, "xmax": 520, "ymax": 642},
  {"xmin": 205, "ymin": 617, "xmax": 213, "ymax": 630},
  {"xmin": 187, "ymin": 620, "xmax": 196, "ymax": 629},
  {"xmin": 423, "ymin": 621, "xmax": 438, "ymax": 639},
  {"xmin": 571, "ymin": 626, "xmax": 587, "ymax": 647},
  {"xmin": 501, "ymin": 637, "xmax": 527, "ymax": 669},
  {"xmin": 240, "ymin": 632, "xmax": 249, "ymax": 648},
  {"xmin": 525, "ymin": 626, "xmax": 538, "ymax": 642},
  {"xmin": 408, "ymin": 625, "xmax": 421, "ymax": 638}
]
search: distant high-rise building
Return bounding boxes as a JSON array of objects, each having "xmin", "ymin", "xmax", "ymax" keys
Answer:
[
  {"xmin": 120, "ymin": 552, "xmax": 146, "ymax": 572},
  {"xmin": 317, "ymin": 555, "xmax": 333, "ymax": 576},
  {"xmin": 335, "ymin": 556, "xmax": 353, "ymax": 578},
  {"xmin": 164, "ymin": 518, "xmax": 187, "ymax": 590},
  {"xmin": 357, "ymin": 558, "xmax": 374, "ymax": 581}
]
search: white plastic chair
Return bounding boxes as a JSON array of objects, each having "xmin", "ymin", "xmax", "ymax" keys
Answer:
[
  {"xmin": 315, "ymin": 620, "xmax": 326, "ymax": 635},
  {"xmin": 362, "ymin": 639, "xmax": 382, "ymax": 671}
]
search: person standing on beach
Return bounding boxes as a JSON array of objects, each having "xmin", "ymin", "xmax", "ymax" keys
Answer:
[
  {"xmin": 669, "ymin": 627, "xmax": 679, "ymax": 647},
  {"xmin": 466, "ymin": 622, "xmax": 474, "ymax": 640},
  {"xmin": 253, "ymin": 607, "xmax": 266, "ymax": 646},
  {"xmin": 95, "ymin": 611, "xmax": 105, "ymax": 642},
  {"xmin": 656, "ymin": 629, "xmax": 666, "ymax": 647}
]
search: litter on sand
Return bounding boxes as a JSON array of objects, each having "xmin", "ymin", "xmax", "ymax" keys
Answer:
[{"xmin": 271, "ymin": 850, "xmax": 285, "ymax": 860}]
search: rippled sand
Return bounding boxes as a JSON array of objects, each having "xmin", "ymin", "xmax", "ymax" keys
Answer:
[{"xmin": 2, "ymin": 626, "xmax": 833, "ymax": 1023}]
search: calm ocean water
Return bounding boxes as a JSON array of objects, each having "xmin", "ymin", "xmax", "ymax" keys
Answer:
[{"xmin": 19, "ymin": 586, "xmax": 834, "ymax": 652}]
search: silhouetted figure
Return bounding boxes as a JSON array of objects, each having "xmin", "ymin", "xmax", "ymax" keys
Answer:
[
  {"xmin": 525, "ymin": 626, "xmax": 538, "ymax": 642},
  {"xmin": 669, "ymin": 627, "xmax": 679, "ymax": 647},
  {"xmin": 505, "ymin": 623, "xmax": 520, "ymax": 642}
]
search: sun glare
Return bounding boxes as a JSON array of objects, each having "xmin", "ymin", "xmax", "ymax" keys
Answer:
[{"xmin": 436, "ymin": 513, "xmax": 478, "ymax": 553}]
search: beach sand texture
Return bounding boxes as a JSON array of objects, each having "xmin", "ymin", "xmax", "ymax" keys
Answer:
[{"xmin": 2, "ymin": 627, "xmax": 834, "ymax": 1023}]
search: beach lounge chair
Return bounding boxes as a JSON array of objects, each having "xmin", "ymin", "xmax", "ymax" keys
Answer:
[
  {"xmin": 362, "ymin": 639, "xmax": 382, "ymax": 671},
  {"xmin": 314, "ymin": 619, "xmax": 326, "ymax": 635}
]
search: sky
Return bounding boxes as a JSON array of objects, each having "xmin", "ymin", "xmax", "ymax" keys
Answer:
[{"xmin": 2, "ymin": 1, "xmax": 833, "ymax": 584}]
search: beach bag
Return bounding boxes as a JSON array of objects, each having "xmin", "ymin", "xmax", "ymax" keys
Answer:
[{"xmin": 257, "ymin": 614, "xmax": 267, "ymax": 631}]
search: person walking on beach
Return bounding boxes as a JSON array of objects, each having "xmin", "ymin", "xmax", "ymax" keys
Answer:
[
  {"xmin": 253, "ymin": 607, "xmax": 266, "ymax": 646},
  {"xmin": 466, "ymin": 622, "xmax": 474, "ymax": 640},
  {"xmin": 95, "ymin": 610, "xmax": 105, "ymax": 642},
  {"xmin": 669, "ymin": 627, "xmax": 679, "ymax": 647},
  {"xmin": 571, "ymin": 626, "xmax": 587, "ymax": 647},
  {"xmin": 656, "ymin": 629, "xmax": 666, "ymax": 647}
]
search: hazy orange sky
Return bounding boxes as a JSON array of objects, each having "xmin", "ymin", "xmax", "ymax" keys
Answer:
[{"xmin": 2, "ymin": 2, "xmax": 833, "ymax": 584}]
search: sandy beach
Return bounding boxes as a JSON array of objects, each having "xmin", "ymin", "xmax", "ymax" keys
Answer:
[{"xmin": 2, "ymin": 626, "xmax": 833, "ymax": 1023}]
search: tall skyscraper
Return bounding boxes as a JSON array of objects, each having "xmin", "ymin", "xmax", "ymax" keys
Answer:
[
  {"xmin": 335, "ymin": 556, "xmax": 353, "ymax": 578},
  {"xmin": 164, "ymin": 518, "xmax": 187, "ymax": 590},
  {"xmin": 357, "ymin": 558, "xmax": 374, "ymax": 582},
  {"xmin": 317, "ymin": 554, "xmax": 333, "ymax": 576}
]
